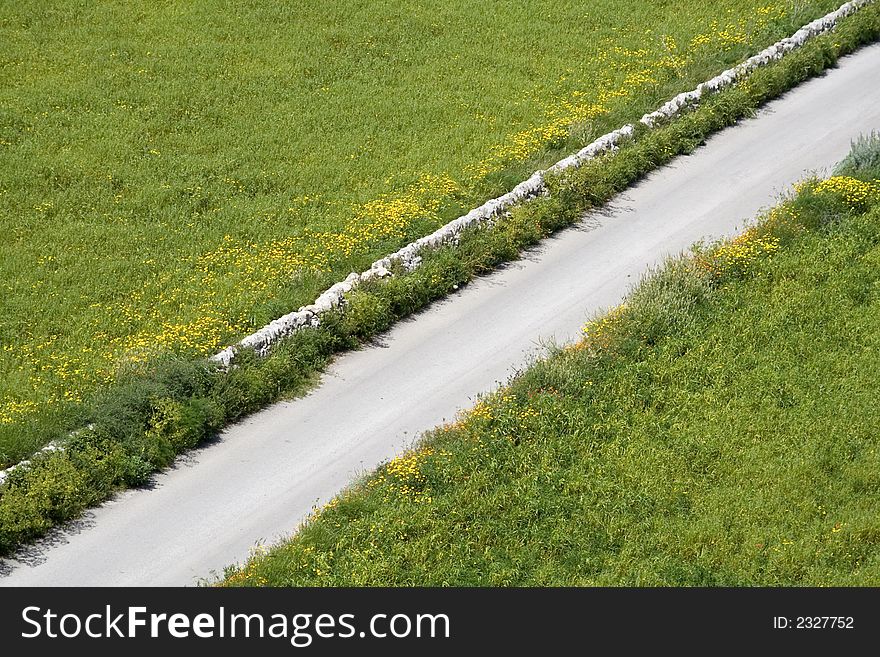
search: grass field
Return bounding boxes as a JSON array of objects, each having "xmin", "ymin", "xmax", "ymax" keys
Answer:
[
  {"xmin": 221, "ymin": 140, "xmax": 880, "ymax": 586},
  {"xmin": 2, "ymin": 12, "xmax": 878, "ymax": 557},
  {"xmin": 0, "ymin": 0, "xmax": 847, "ymax": 465}
]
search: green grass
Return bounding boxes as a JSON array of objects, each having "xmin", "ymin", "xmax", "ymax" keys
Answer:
[
  {"xmin": 0, "ymin": 0, "xmax": 848, "ymax": 464},
  {"xmin": 221, "ymin": 143, "xmax": 880, "ymax": 587},
  {"xmin": 1, "ymin": 4, "xmax": 878, "ymax": 557}
]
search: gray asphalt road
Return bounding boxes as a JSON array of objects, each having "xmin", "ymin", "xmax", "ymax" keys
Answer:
[{"xmin": 3, "ymin": 43, "xmax": 880, "ymax": 587}]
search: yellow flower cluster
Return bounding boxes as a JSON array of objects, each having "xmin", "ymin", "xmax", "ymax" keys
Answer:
[
  {"xmin": 0, "ymin": 337, "xmax": 96, "ymax": 427},
  {"xmin": 468, "ymin": 103, "xmax": 611, "ymax": 179},
  {"xmin": 468, "ymin": 400, "xmax": 494, "ymax": 422},
  {"xmin": 762, "ymin": 202, "xmax": 803, "ymax": 235},
  {"xmin": 580, "ymin": 303, "xmax": 628, "ymax": 351},
  {"xmin": 197, "ymin": 173, "xmax": 460, "ymax": 284},
  {"xmin": 689, "ymin": 5, "xmax": 784, "ymax": 52},
  {"xmin": 370, "ymin": 447, "xmax": 437, "ymax": 503},
  {"xmin": 470, "ymin": 7, "xmax": 783, "ymax": 180},
  {"xmin": 122, "ymin": 313, "xmax": 244, "ymax": 364},
  {"xmin": 813, "ymin": 176, "xmax": 880, "ymax": 212},
  {"xmin": 700, "ymin": 227, "xmax": 780, "ymax": 279},
  {"xmin": 222, "ymin": 550, "xmax": 269, "ymax": 586},
  {"xmin": 197, "ymin": 235, "xmax": 315, "ymax": 283},
  {"xmin": 518, "ymin": 406, "xmax": 540, "ymax": 423},
  {"xmin": 0, "ymin": 399, "xmax": 38, "ymax": 426}
]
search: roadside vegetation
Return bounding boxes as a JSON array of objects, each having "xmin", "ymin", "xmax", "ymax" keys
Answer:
[
  {"xmin": 0, "ymin": 0, "xmax": 850, "ymax": 463},
  {"xmin": 222, "ymin": 137, "xmax": 880, "ymax": 586},
  {"xmin": 1, "ymin": 2, "xmax": 879, "ymax": 557}
]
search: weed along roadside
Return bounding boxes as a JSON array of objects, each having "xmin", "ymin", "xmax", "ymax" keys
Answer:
[
  {"xmin": 1, "ymin": 1, "xmax": 879, "ymax": 559},
  {"xmin": 222, "ymin": 138, "xmax": 880, "ymax": 586}
]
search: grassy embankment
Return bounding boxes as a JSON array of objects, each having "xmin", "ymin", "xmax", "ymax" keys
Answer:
[
  {"xmin": 1, "ymin": 2, "xmax": 879, "ymax": 556},
  {"xmin": 223, "ymin": 136, "xmax": 880, "ymax": 586},
  {"xmin": 0, "ymin": 0, "xmax": 849, "ymax": 463}
]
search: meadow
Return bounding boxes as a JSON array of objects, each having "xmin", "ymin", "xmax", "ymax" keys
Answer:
[
  {"xmin": 222, "ymin": 138, "xmax": 880, "ymax": 586},
  {"xmin": 0, "ymin": 0, "xmax": 847, "ymax": 465},
  {"xmin": 1, "ymin": 11, "xmax": 878, "ymax": 555}
]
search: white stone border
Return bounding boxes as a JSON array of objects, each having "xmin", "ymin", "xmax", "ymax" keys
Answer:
[
  {"xmin": 0, "ymin": 441, "xmax": 63, "ymax": 486},
  {"xmin": 0, "ymin": 0, "xmax": 871, "ymax": 486}
]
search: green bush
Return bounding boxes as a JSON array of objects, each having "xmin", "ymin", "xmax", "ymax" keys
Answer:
[{"xmin": 834, "ymin": 131, "xmax": 880, "ymax": 177}]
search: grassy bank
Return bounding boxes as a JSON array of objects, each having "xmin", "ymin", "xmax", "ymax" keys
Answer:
[
  {"xmin": 0, "ymin": 0, "xmax": 848, "ymax": 462},
  {"xmin": 222, "ymin": 140, "xmax": 880, "ymax": 586},
  {"xmin": 1, "ymin": 4, "xmax": 879, "ymax": 557}
]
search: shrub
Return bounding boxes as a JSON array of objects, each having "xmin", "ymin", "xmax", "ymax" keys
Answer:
[{"xmin": 834, "ymin": 131, "xmax": 880, "ymax": 177}]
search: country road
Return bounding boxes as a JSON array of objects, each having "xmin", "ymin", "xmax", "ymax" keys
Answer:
[{"xmin": 3, "ymin": 43, "xmax": 880, "ymax": 587}]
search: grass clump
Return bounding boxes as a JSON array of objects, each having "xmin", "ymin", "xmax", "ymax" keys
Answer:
[{"xmin": 222, "ymin": 156, "xmax": 880, "ymax": 586}]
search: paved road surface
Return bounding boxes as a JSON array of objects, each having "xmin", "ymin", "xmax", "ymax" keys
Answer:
[{"xmin": 3, "ymin": 43, "xmax": 880, "ymax": 586}]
